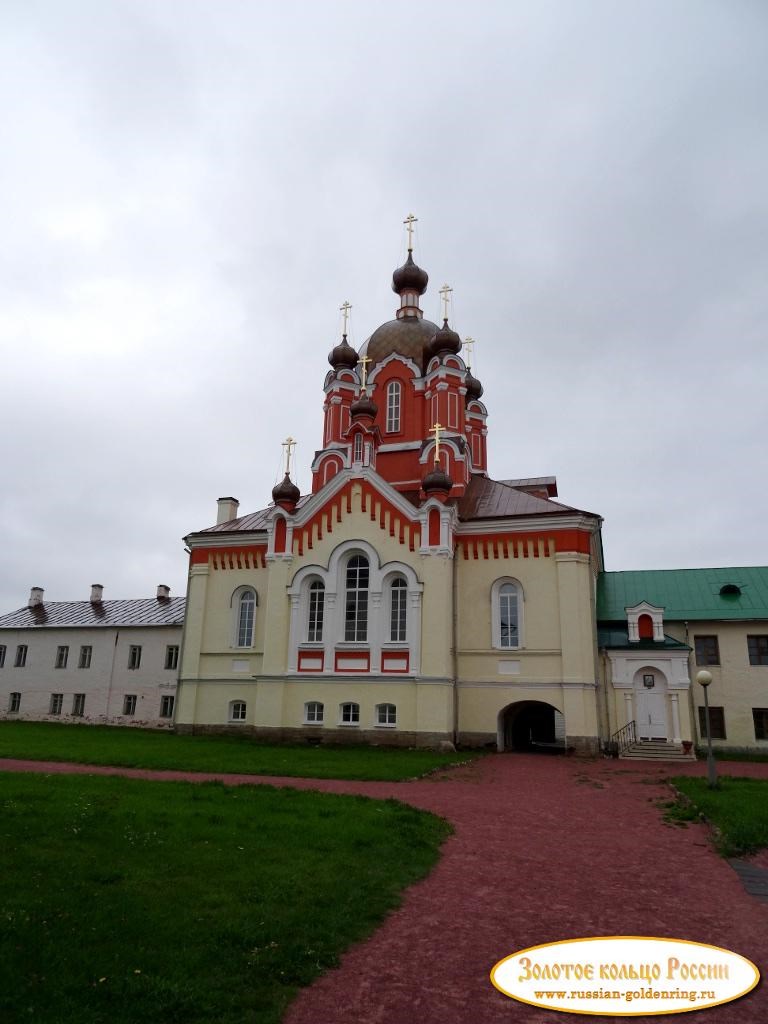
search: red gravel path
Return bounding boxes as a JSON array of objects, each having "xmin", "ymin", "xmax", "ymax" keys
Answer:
[{"xmin": 2, "ymin": 754, "xmax": 766, "ymax": 1024}]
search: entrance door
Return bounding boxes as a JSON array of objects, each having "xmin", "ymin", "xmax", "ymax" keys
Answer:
[{"xmin": 636, "ymin": 675, "xmax": 667, "ymax": 740}]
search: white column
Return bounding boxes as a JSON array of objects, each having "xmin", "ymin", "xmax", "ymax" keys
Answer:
[{"xmin": 670, "ymin": 692, "xmax": 681, "ymax": 744}]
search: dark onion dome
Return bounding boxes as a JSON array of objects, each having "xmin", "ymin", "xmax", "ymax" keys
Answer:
[
  {"xmin": 350, "ymin": 390, "xmax": 378, "ymax": 419},
  {"xmin": 362, "ymin": 316, "xmax": 439, "ymax": 372},
  {"xmin": 465, "ymin": 369, "xmax": 484, "ymax": 401},
  {"xmin": 427, "ymin": 318, "xmax": 462, "ymax": 359},
  {"xmin": 272, "ymin": 473, "xmax": 300, "ymax": 506},
  {"xmin": 328, "ymin": 334, "xmax": 359, "ymax": 371},
  {"xmin": 392, "ymin": 250, "xmax": 429, "ymax": 295},
  {"xmin": 422, "ymin": 466, "xmax": 453, "ymax": 494}
]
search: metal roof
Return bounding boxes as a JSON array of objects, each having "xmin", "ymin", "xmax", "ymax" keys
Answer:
[
  {"xmin": 597, "ymin": 627, "xmax": 690, "ymax": 650},
  {"xmin": 0, "ymin": 597, "xmax": 186, "ymax": 630},
  {"xmin": 597, "ymin": 568, "xmax": 768, "ymax": 622},
  {"xmin": 455, "ymin": 476, "xmax": 596, "ymax": 521}
]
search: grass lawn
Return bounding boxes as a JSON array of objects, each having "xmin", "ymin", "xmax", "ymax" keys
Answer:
[
  {"xmin": 0, "ymin": 721, "xmax": 476, "ymax": 781},
  {"xmin": 670, "ymin": 776, "xmax": 768, "ymax": 857},
  {"xmin": 0, "ymin": 771, "xmax": 450, "ymax": 1024}
]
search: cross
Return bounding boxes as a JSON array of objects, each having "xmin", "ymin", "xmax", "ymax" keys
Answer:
[
  {"xmin": 439, "ymin": 283, "xmax": 453, "ymax": 321},
  {"xmin": 357, "ymin": 354, "xmax": 372, "ymax": 391},
  {"xmin": 463, "ymin": 336, "xmax": 475, "ymax": 369},
  {"xmin": 340, "ymin": 300, "xmax": 352, "ymax": 335},
  {"xmin": 403, "ymin": 213, "xmax": 417, "ymax": 250},
  {"xmin": 429, "ymin": 422, "xmax": 445, "ymax": 464},
  {"xmin": 282, "ymin": 436, "xmax": 296, "ymax": 475}
]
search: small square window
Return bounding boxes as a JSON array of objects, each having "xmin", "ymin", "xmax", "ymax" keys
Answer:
[
  {"xmin": 72, "ymin": 693, "xmax": 85, "ymax": 717},
  {"xmin": 230, "ymin": 701, "xmax": 247, "ymax": 722},
  {"xmin": 15, "ymin": 645, "xmax": 28, "ymax": 668},
  {"xmin": 340, "ymin": 702, "xmax": 360, "ymax": 725},
  {"xmin": 747, "ymin": 636, "xmax": 768, "ymax": 666},
  {"xmin": 160, "ymin": 695, "xmax": 175, "ymax": 719},
  {"xmin": 375, "ymin": 703, "xmax": 397, "ymax": 727},
  {"xmin": 9, "ymin": 692, "xmax": 21, "ymax": 713},
  {"xmin": 165, "ymin": 645, "xmax": 179, "ymax": 670},
  {"xmin": 698, "ymin": 706, "xmax": 726, "ymax": 740},
  {"xmin": 694, "ymin": 635, "xmax": 720, "ymax": 666},
  {"xmin": 55, "ymin": 646, "xmax": 69, "ymax": 669},
  {"xmin": 0, "ymin": 645, "xmax": 6, "ymax": 668},
  {"xmin": 123, "ymin": 694, "xmax": 137, "ymax": 716},
  {"xmin": 753, "ymin": 708, "xmax": 768, "ymax": 741},
  {"xmin": 128, "ymin": 645, "xmax": 142, "ymax": 670},
  {"xmin": 49, "ymin": 693, "xmax": 63, "ymax": 715},
  {"xmin": 79, "ymin": 646, "xmax": 92, "ymax": 669},
  {"xmin": 305, "ymin": 701, "xmax": 324, "ymax": 724}
]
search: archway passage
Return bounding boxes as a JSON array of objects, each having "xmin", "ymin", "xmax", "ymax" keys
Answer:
[{"xmin": 500, "ymin": 701, "xmax": 565, "ymax": 753}]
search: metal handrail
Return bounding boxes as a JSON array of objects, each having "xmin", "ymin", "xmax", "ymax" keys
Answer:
[{"xmin": 610, "ymin": 720, "xmax": 637, "ymax": 756}]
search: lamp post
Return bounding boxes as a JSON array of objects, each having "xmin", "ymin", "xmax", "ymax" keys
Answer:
[{"xmin": 696, "ymin": 670, "xmax": 718, "ymax": 789}]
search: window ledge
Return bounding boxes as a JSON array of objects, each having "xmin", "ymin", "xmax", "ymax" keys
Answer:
[
  {"xmin": 303, "ymin": 721, "xmax": 324, "ymax": 727},
  {"xmin": 334, "ymin": 642, "xmax": 370, "ymax": 650},
  {"xmin": 374, "ymin": 723, "xmax": 397, "ymax": 729},
  {"xmin": 337, "ymin": 722, "xmax": 360, "ymax": 728}
]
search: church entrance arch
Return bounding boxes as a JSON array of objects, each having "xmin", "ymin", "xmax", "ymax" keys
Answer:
[
  {"xmin": 498, "ymin": 701, "xmax": 565, "ymax": 753},
  {"xmin": 633, "ymin": 667, "xmax": 669, "ymax": 740}
]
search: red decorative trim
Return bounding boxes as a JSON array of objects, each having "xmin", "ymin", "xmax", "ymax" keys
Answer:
[
  {"xmin": 298, "ymin": 650, "xmax": 325, "ymax": 672},
  {"xmin": 190, "ymin": 545, "xmax": 267, "ymax": 568},
  {"xmin": 458, "ymin": 529, "xmax": 591, "ymax": 559},
  {"xmin": 334, "ymin": 650, "xmax": 371, "ymax": 673},
  {"xmin": 381, "ymin": 650, "xmax": 410, "ymax": 673}
]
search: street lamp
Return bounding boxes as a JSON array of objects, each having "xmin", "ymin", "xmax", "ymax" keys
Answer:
[{"xmin": 696, "ymin": 670, "xmax": 718, "ymax": 789}]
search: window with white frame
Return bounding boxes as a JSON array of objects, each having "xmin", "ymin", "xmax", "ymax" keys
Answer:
[
  {"xmin": 9, "ymin": 692, "xmax": 20, "ymax": 713},
  {"xmin": 123, "ymin": 694, "xmax": 137, "ymax": 716},
  {"xmin": 0, "ymin": 645, "xmax": 6, "ymax": 668},
  {"xmin": 55, "ymin": 646, "xmax": 69, "ymax": 669},
  {"xmin": 340, "ymin": 702, "xmax": 360, "ymax": 725},
  {"xmin": 128, "ymin": 645, "xmax": 142, "ymax": 669},
  {"xmin": 386, "ymin": 381, "xmax": 401, "ymax": 432},
  {"xmin": 390, "ymin": 576, "xmax": 407, "ymax": 642},
  {"xmin": 49, "ymin": 693, "xmax": 63, "ymax": 715},
  {"xmin": 307, "ymin": 580, "xmax": 325, "ymax": 642},
  {"xmin": 237, "ymin": 590, "xmax": 256, "ymax": 647},
  {"xmin": 344, "ymin": 556, "xmax": 369, "ymax": 641},
  {"xmin": 492, "ymin": 578, "xmax": 522, "ymax": 649},
  {"xmin": 305, "ymin": 701, "xmax": 324, "ymax": 724},
  {"xmin": 165, "ymin": 645, "xmax": 179, "ymax": 670},
  {"xmin": 72, "ymin": 693, "xmax": 85, "ymax": 717},
  {"xmin": 15, "ymin": 645, "xmax": 27, "ymax": 668},
  {"xmin": 160, "ymin": 695, "xmax": 175, "ymax": 719},
  {"xmin": 353, "ymin": 433, "xmax": 363, "ymax": 463},
  {"xmin": 375, "ymin": 703, "xmax": 397, "ymax": 727},
  {"xmin": 78, "ymin": 645, "xmax": 92, "ymax": 669},
  {"xmin": 229, "ymin": 700, "xmax": 247, "ymax": 722}
]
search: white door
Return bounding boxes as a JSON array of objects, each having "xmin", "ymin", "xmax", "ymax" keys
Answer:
[{"xmin": 636, "ymin": 683, "xmax": 667, "ymax": 740}]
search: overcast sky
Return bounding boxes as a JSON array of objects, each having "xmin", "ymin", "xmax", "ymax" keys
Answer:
[{"xmin": 1, "ymin": 0, "xmax": 766, "ymax": 611}]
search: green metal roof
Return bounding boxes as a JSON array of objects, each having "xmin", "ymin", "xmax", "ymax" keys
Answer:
[
  {"xmin": 597, "ymin": 567, "xmax": 768, "ymax": 622},
  {"xmin": 597, "ymin": 628, "xmax": 690, "ymax": 650}
]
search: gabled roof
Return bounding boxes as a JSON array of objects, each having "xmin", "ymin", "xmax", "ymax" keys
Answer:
[
  {"xmin": 597, "ymin": 568, "xmax": 768, "ymax": 622},
  {"xmin": 456, "ymin": 476, "xmax": 597, "ymax": 521},
  {"xmin": 0, "ymin": 597, "xmax": 186, "ymax": 630}
]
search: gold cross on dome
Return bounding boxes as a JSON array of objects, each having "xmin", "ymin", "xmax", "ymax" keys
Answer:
[
  {"xmin": 339, "ymin": 301, "xmax": 352, "ymax": 335},
  {"xmin": 403, "ymin": 213, "xmax": 418, "ymax": 250},
  {"xmin": 463, "ymin": 336, "xmax": 475, "ymax": 369},
  {"xmin": 439, "ymin": 284, "xmax": 453, "ymax": 321},
  {"xmin": 357, "ymin": 354, "xmax": 371, "ymax": 390},
  {"xmin": 429, "ymin": 422, "xmax": 445, "ymax": 464},
  {"xmin": 282, "ymin": 436, "xmax": 296, "ymax": 475}
]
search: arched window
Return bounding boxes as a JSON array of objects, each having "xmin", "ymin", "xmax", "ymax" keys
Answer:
[
  {"xmin": 344, "ymin": 555, "xmax": 369, "ymax": 641},
  {"xmin": 491, "ymin": 579, "xmax": 522, "ymax": 650},
  {"xmin": 307, "ymin": 580, "xmax": 325, "ymax": 642},
  {"xmin": 340, "ymin": 702, "xmax": 360, "ymax": 725},
  {"xmin": 353, "ymin": 433, "xmax": 363, "ymax": 463},
  {"xmin": 229, "ymin": 700, "xmax": 247, "ymax": 722},
  {"xmin": 386, "ymin": 381, "xmax": 401, "ymax": 433},
  {"xmin": 237, "ymin": 590, "xmax": 256, "ymax": 647},
  {"xmin": 390, "ymin": 576, "xmax": 407, "ymax": 642},
  {"xmin": 638, "ymin": 614, "xmax": 654, "ymax": 640},
  {"xmin": 305, "ymin": 701, "xmax": 324, "ymax": 724},
  {"xmin": 375, "ymin": 703, "xmax": 397, "ymax": 727}
]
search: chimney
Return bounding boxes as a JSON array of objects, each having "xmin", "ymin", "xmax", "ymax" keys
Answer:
[
  {"xmin": 217, "ymin": 496, "xmax": 239, "ymax": 525},
  {"xmin": 157, "ymin": 584, "xmax": 171, "ymax": 600},
  {"xmin": 90, "ymin": 584, "xmax": 104, "ymax": 603},
  {"xmin": 28, "ymin": 587, "xmax": 44, "ymax": 608}
]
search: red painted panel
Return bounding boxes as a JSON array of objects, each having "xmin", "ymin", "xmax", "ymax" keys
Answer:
[
  {"xmin": 428, "ymin": 508, "xmax": 440, "ymax": 546},
  {"xmin": 381, "ymin": 650, "xmax": 410, "ymax": 673},
  {"xmin": 334, "ymin": 650, "xmax": 371, "ymax": 673},
  {"xmin": 298, "ymin": 650, "xmax": 324, "ymax": 672},
  {"xmin": 274, "ymin": 517, "xmax": 287, "ymax": 553},
  {"xmin": 638, "ymin": 614, "xmax": 654, "ymax": 639}
]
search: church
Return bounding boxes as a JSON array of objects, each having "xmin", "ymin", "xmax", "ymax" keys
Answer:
[{"xmin": 177, "ymin": 223, "xmax": 609, "ymax": 755}]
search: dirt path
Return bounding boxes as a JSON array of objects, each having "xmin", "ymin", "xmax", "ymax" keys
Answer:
[{"xmin": 2, "ymin": 754, "xmax": 766, "ymax": 1023}]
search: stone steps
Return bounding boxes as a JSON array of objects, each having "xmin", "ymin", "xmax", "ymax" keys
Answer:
[{"xmin": 620, "ymin": 741, "xmax": 697, "ymax": 762}]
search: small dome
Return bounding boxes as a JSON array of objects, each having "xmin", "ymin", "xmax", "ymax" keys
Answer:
[
  {"xmin": 428, "ymin": 319, "xmax": 462, "ymax": 359},
  {"xmin": 328, "ymin": 334, "xmax": 359, "ymax": 371},
  {"xmin": 465, "ymin": 370, "xmax": 483, "ymax": 401},
  {"xmin": 272, "ymin": 473, "xmax": 300, "ymax": 506},
  {"xmin": 350, "ymin": 391, "xmax": 378, "ymax": 419},
  {"xmin": 422, "ymin": 466, "xmax": 453, "ymax": 494},
  {"xmin": 392, "ymin": 251, "xmax": 429, "ymax": 295}
]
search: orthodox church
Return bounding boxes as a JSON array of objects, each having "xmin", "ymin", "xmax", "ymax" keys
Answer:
[{"xmin": 176, "ymin": 223, "xmax": 607, "ymax": 754}]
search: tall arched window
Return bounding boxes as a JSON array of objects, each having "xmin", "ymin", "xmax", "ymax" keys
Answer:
[
  {"xmin": 386, "ymin": 381, "xmax": 401, "ymax": 433},
  {"xmin": 353, "ymin": 433, "xmax": 363, "ymax": 463},
  {"xmin": 237, "ymin": 590, "xmax": 256, "ymax": 647},
  {"xmin": 344, "ymin": 555, "xmax": 369, "ymax": 641},
  {"xmin": 308, "ymin": 580, "xmax": 325, "ymax": 642},
  {"xmin": 390, "ymin": 576, "xmax": 407, "ymax": 642},
  {"xmin": 491, "ymin": 579, "xmax": 522, "ymax": 650}
]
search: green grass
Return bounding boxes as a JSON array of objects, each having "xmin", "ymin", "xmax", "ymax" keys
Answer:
[
  {"xmin": 0, "ymin": 772, "xmax": 450, "ymax": 1024},
  {"xmin": 0, "ymin": 721, "xmax": 475, "ymax": 781},
  {"xmin": 670, "ymin": 776, "xmax": 768, "ymax": 856}
]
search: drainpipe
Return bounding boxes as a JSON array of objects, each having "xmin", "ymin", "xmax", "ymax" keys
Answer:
[
  {"xmin": 106, "ymin": 629, "xmax": 119, "ymax": 721},
  {"xmin": 452, "ymin": 542, "xmax": 459, "ymax": 747},
  {"xmin": 684, "ymin": 620, "xmax": 696, "ymax": 742}
]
